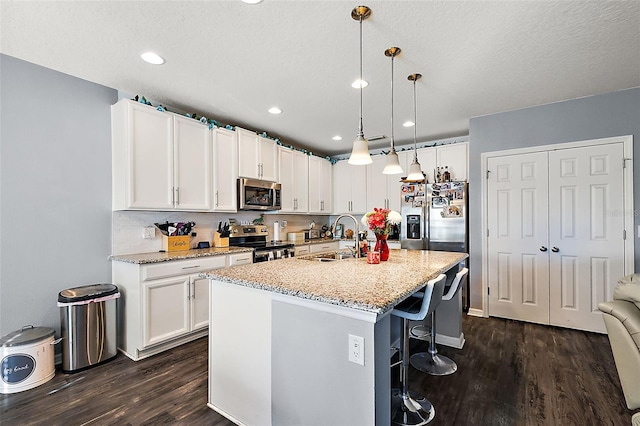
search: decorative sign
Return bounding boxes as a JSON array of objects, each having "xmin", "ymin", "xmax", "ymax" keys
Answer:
[{"xmin": 2, "ymin": 354, "xmax": 35, "ymax": 384}]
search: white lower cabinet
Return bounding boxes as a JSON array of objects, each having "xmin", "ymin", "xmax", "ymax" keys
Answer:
[
  {"xmin": 293, "ymin": 245, "xmax": 310, "ymax": 256},
  {"xmin": 228, "ymin": 252, "xmax": 254, "ymax": 266},
  {"xmin": 113, "ymin": 255, "xmax": 228, "ymax": 361}
]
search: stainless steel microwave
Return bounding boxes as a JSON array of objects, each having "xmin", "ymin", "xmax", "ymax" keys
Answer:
[{"xmin": 237, "ymin": 178, "xmax": 281, "ymax": 211}]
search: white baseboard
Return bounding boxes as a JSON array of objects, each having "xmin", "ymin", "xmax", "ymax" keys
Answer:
[
  {"xmin": 467, "ymin": 308, "xmax": 485, "ymax": 317},
  {"xmin": 436, "ymin": 332, "xmax": 465, "ymax": 349}
]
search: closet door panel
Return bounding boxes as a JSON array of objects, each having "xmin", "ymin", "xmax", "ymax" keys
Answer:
[{"xmin": 548, "ymin": 143, "xmax": 625, "ymax": 333}]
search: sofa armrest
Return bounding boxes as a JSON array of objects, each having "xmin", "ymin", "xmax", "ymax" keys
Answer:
[{"xmin": 599, "ymin": 300, "xmax": 640, "ymax": 410}]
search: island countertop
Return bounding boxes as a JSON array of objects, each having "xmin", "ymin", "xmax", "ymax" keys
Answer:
[{"xmin": 203, "ymin": 249, "xmax": 468, "ymax": 315}]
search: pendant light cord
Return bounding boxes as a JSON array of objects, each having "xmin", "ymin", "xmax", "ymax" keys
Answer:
[
  {"xmin": 358, "ymin": 15, "xmax": 364, "ymax": 137},
  {"xmin": 390, "ymin": 54, "xmax": 395, "ymax": 151},
  {"xmin": 412, "ymin": 78, "xmax": 418, "ymax": 162}
]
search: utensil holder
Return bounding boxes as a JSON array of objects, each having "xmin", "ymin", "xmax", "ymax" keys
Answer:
[{"xmin": 162, "ymin": 235, "xmax": 190, "ymax": 252}]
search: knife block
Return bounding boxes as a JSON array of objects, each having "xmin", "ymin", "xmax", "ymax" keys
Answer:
[{"xmin": 213, "ymin": 232, "xmax": 229, "ymax": 248}]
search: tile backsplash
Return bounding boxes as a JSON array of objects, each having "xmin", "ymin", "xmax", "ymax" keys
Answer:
[{"xmin": 112, "ymin": 211, "xmax": 334, "ymax": 255}]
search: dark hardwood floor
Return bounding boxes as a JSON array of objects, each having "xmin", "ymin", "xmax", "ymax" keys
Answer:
[{"xmin": 1, "ymin": 315, "xmax": 636, "ymax": 425}]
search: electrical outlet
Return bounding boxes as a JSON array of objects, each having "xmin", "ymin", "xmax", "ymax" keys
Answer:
[
  {"xmin": 281, "ymin": 220, "xmax": 287, "ymax": 228},
  {"xmin": 348, "ymin": 334, "xmax": 364, "ymax": 366},
  {"xmin": 143, "ymin": 226, "xmax": 155, "ymax": 239}
]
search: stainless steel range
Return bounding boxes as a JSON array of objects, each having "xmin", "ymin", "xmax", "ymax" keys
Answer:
[{"xmin": 229, "ymin": 225, "xmax": 295, "ymax": 263}]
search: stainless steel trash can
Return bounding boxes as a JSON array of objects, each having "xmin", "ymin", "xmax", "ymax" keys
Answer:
[{"xmin": 58, "ymin": 283, "xmax": 120, "ymax": 373}]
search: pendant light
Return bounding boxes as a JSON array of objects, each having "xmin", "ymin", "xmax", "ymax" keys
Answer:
[
  {"xmin": 382, "ymin": 47, "xmax": 403, "ymax": 174},
  {"xmin": 405, "ymin": 73, "xmax": 425, "ymax": 182},
  {"xmin": 348, "ymin": 5, "xmax": 373, "ymax": 165}
]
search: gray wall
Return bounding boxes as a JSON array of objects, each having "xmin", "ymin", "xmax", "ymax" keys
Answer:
[
  {"xmin": 0, "ymin": 54, "xmax": 117, "ymax": 336},
  {"xmin": 468, "ymin": 87, "xmax": 640, "ymax": 310}
]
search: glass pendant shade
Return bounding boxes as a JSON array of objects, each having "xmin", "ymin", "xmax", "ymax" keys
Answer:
[
  {"xmin": 406, "ymin": 158, "xmax": 424, "ymax": 181},
  {"xmin": 382, "ymin": 149, "xmax": 403, "ymax": 174},
  {"xmin": 349, "ymin": 134, "xmax": 372, "ymax": 165}
]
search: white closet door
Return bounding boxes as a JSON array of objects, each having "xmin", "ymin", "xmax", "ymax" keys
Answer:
[
  {"xmin": 487, "ymin": 152, "xmax": 550, "ymax": 325},
  {"xmin": 548, "ymin": 143, "xmax": 625, "ymax": 333}
]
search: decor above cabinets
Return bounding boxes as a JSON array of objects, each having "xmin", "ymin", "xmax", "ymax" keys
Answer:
[{"xmin": 112, "ymin": 99, "xmax": 212, "ymax": 211}]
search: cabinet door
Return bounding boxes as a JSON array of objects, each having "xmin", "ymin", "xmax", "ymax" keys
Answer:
[
  {"xmin": 279, "ymin": 148, "xmax": 296, "ymax": 212},
  {"xmin": 333, "ymin": 161, "xmax": 351, "ymax": 213},
  {"xmin": 308, "ymin": 156, "xmax": 322, "ymax": 213},
  {"xmin": 190, "ymin": 275, "xmax": 210, "ymax": 331},
  {"xmin": 143, "ymin": 276, "xmax": 190, "ymax": 347},
  {"xmin": 127, "ymin": 103, "xmax": 174, "ymax": 209},
  {"xmin": 258, "ymin": 136, "xmax": 279, "ymax": 181},
  {"xmin": 367, "ymin": 156, "xmax": 388, "ymax": 210},
  {"xmin": 416, "ymin": 147, "xmax": 437, "ymax": 183},
  {"xmin": 309, "ymin": 157, "xmax": 332, "ymax": 214},
  {"xmin": 237, "ymin": 128, "xmax": 259, "ymax": 179},
  {"xmin": 320, "ymin": 159, "xmax": 333, "ymax": 213},
  {"xmin": 437, "ymin": 143, "xmax": 468, "ymax": 181},
  {"xmin": 173, "ymin": 116, "xmax": 212, "ymax": 210},
  {"xmin": 350, "ymin": 165, "xmax": 368, "ymax": 214},
  {"xmin": 212, "ymin": 128, "xmax": 238, "ymax": 212},
  {"xmin": 293, "ymin": 151, "xmax": 309, "ymax": 212}
]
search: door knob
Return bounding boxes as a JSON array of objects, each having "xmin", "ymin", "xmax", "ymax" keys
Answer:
[
  {"xmin": 551, "ymin": 247, "xmax": 559, "ymax": 253},
  {"xmin": 539, "ymin": 246, "xmax": 548, "ymax": 252}
]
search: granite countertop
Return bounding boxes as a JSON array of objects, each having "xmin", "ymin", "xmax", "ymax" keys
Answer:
[
  {"xmin": 203, "ymin": 249, "xmax": 468, "ymax": 315},
  {"xmin": 109, "ymin": 246, "xmax": 253, "ymax": 264}
]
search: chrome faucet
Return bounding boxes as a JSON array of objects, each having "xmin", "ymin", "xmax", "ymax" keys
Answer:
[{"xmin": 332, "ymin": 214, "xmax": 360, "ymax": 258}]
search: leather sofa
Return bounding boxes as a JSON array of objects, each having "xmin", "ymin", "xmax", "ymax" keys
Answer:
[{"xmin": 599, "ymin": 273, "xmax": 640, "ymax": 425}]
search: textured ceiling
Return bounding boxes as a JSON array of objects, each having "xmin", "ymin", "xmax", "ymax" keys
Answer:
[{"xmin": 1, "ymin": 1, "xmax": 639, "ymax": 157}]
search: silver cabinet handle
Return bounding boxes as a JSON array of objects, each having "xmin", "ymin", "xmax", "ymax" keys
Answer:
[
  {"xmin": 551, "ymin": 247, "xmax": 559, "ymax": 253},
  {"xmin": 182, "ymin": 265, "xmax": 201, "ymax": 269},
  {"xmin": 175, "ymin": 187, "xmax": 180, "ymax": 205},
  {"xmin": 540, "ymin": 246, "xmax": 548, "ymax": 252},
  {"xmin": 215, "ymin": 191, "xmax": 219, "ymax": 207}
]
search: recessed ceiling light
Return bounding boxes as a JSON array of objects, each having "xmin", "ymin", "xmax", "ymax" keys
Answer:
[
  {"xmin": 403, "ymin": 121, "xmax": 415, "ymax": 127},
  {"xmin": 140, "ymin": 51, "xmax": 165, "ymax": 65},
  {"xmin": 241, "ymin": 0, "xmax": 263, "ymax": 4},
  {"xmin": 332, "ymin": 135, "xmax": 343, "ymax": 141},
  {"xmin": 268, "ymin": 107, "xmax": 282, "ymax": 114},
  {"xmin": 351, "ymin": 79, "xmax": 368, "ymax": 89}
]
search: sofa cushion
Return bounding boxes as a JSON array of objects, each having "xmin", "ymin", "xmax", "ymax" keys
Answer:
[{"xmin": 614, "ymin": 274, "xmax": 640, "ymax": 310}]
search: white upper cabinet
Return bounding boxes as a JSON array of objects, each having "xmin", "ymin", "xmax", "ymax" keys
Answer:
[
  {"xmin": 308, "ymin": 156, "xmax": 333, "ymax": 214},
  {"xmin": 436, "ymin": 142, "xmax": 468, "ymax": 182},
  {"xmin": 173, "ymin": 115, "xmax": 212, "ymax": 210},
  {"xmin": 332, "ymin": 160, "xmax": 367, "ymax": 214},
  {"xmin": 279, "ymin": 148, "xmax": 309, "ymax": 213},
  {"xmin": 402, "ymin": 142, "xmax": 468, "ymax": 183},
  {"xmin": 212, "ymin": 127, "xmax": 238, "ymax": 212},
  {"xmin": 237, "ymin": 127, "xmax": 279, "ymax": 181},
  {"xmin": 366, "ymin": 155, "xmax": 401, "ymax": 212},
  {"xmin": 112, "ymin": 99, "xmax": 211, "ymax": 211}
]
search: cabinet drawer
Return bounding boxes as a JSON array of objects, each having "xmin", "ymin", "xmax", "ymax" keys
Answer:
[
  {"xmin": 142, "ymin": 256, "xmax": 227, "ymax": 281},
  {"xmin": 228, "ymin": 252, "xmax": 254, "ymax": 266},
  {"xmin": 294, "ymin": 245, "xmax": 310, "ymax": 256},
  {"xmin": 310, "ymin": 242, "xmax": 339, "ymax": 254}
]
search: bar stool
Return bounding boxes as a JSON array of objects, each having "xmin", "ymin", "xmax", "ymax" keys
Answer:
[
  {"xmin": 391, "ymin": 274, "xmax": 447, "ymax": 426},
  {"xmin": 410, "ymin": 268, "xmax": 469, "ymax": 376}
]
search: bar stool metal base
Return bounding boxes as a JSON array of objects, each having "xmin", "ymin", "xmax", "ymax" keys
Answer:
[
  {"xmin": 391, "ymin": 388, "xmax": 435, "ymax": 426},
  {"xmin": 410, "ymin": 352, "xmax": 458, "ymax": 376}
]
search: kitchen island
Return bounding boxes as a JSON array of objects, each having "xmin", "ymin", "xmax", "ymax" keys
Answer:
[{"xmin": 204, "ymin": 249, "xmax": 467, "ymax": 426}]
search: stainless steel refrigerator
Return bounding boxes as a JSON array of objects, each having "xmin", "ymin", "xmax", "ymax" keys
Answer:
[{"xmin": 400, "ymin": 180, "xmax": 469, "ymax": 309}]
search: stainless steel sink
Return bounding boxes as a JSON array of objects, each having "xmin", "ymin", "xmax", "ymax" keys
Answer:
[{"xmin": 300, "ymin": 252, "xmax": 355, "ymax": 262}]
